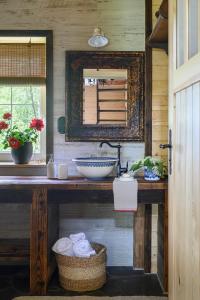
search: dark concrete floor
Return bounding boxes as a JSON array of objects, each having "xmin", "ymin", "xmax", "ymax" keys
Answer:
[{"xmin": 0, "ymin": 266, "xmax": 165, "ymax": 300}]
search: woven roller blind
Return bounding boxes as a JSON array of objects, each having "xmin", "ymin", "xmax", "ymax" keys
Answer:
[{"xmin": 0, "ymin": 43, "xmax": 46, "ymax": 84}]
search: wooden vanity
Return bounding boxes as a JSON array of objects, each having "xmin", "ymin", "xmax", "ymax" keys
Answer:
[{"xmin": 0, "ymin": 176, "xmax": 168, "ymax": 295}]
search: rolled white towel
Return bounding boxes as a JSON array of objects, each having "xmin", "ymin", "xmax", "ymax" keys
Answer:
[
  {"xmin": 52, "ymin": 237, "xmax": 74, "ymax": 256},
  {"xmin": 73, "ymin": 239, "xmax": 96, "ymax": 258},
  {"xmin": 69, "ymin": 232, "xmax": 86, "ymax": 243}
]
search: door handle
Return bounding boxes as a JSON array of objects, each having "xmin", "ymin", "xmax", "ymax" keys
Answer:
[
  {"xmin": 159, "ymin": 129, "xmax": 172, "ymax": 175},
  {"xmin": 160, "ymin": 143, "xmax": 172, "ymax": 149}
]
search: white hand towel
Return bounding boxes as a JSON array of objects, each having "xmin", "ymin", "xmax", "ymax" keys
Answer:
[
  {"xmin": 113, "ymin": 177, "xmax": 138, "ymax": 211},
  {"xmin": 69, "ymin": 232, "xmax": 86, "ymax": 243},
  {"xmin": 73, "ymin": 239, "xmax": 96, "ymax": 258},
  {"xmin": 52, "ymin": 237, "xmax": 74, "ymax": 256}
]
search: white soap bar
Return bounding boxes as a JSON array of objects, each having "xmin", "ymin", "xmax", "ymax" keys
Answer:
[
  {"xmin": 119, "ymin": 173, "xmax": 134, "ymax": 181},
  {"xmin": 58, "ymin": 164, "xmax": 68, "ymax": 179},
  {"xmin": 122, "ymin": 173, "xmax": 131, "ymax": 178}
]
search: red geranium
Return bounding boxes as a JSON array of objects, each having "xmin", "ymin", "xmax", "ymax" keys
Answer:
[
  {"xmin": 3, "ymin": 112, "xmax": 12, "ymax": 120},
  {"xmin": 29, "ymin": 118, "xmax": 44, "ymax": 131},
  {"xmin": 8, "ymin": 137, "xmax": 21, "ymax": 149},
  {"xmin": 0, "ymin": 112, "xmax": 44, "ymax": 151},
  {"xmin": 0, "ymin": 121, "xmax": 8, "ymax": 130}
]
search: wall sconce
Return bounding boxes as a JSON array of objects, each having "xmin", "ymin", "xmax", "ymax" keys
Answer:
[{"xmin": 88, "ymin": 27, "xmax": 109, "ymax": 48}]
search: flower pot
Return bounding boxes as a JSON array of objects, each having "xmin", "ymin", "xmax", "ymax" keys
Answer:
[
  {"xmin": 144, "ymin": 167, "xmax": 160, "ymax": 181},
  {"xmin": 11, "ymin": 142, "xmax": 33, "ymax": 164}
]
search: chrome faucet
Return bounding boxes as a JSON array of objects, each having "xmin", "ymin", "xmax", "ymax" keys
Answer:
[{"xmin": 99, "ymin": 141, "xmax": 128, "ymax": 177}]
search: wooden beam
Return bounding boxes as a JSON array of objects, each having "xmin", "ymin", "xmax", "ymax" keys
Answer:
[
  {"xmin": 144, "ymin": 0, "xmax": 153, "ymax": 275},
  {"xmin": 145, "ymin": 0, "xmax": 152, "ymax": 155}
]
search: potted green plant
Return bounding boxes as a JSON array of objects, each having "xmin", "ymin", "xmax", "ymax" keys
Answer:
[
  {"xmin": 0, "ymin": 112, "xmax": 44, "ymax": 164},
  {"xmin": 130, "ymin": 156, "xmax": 167, "ymax": 181}
]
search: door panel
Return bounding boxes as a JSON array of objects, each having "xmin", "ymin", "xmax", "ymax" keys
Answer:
[
  {"xmin": 172, "ymin": 83, "xmax": 200, "ymax": 300},
  {"xmin": 169, "ymin": 1, "xmax": 200, "ymax": 299}
]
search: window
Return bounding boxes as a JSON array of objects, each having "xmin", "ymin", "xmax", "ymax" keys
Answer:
[
  {"xmin": 188, "ymin": 0, "xmax": 198, "ymax": 58},
  {"xmin": 0, "ymin": 36, "xmax": 47, "ymax": 162},
  {"xmin": 0, "ymin": 85, "xmax": 46, "ymax": 161}
]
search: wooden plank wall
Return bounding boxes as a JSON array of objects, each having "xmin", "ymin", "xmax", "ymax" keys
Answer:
[
  {"xmin": 151, "ymin": 0, "xmax": 168, "ymax": 273},
  {"xmin": 0, "ymin": 0, "xmax": 145, "ymax": 267},
  {"xmin": 0, "ymin": 0, "xmax": 145, "ymax": 173}
]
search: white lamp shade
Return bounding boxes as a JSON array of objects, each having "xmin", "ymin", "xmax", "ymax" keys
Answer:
[{"xmin": 88, "ymin": 27, "xmax": 109, "ymax": 48}]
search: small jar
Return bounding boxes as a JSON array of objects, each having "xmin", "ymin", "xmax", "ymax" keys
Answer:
[{"xmin": 57, "ymin": 163, "xmax": 68, "ymax": 179}]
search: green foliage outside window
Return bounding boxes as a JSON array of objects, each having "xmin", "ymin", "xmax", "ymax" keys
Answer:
[{"xmin": 0, "ymin": 86, "xmax": 42, "ymax": 152}]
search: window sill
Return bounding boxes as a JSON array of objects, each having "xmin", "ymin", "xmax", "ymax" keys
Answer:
[{"xmin": 0, "ymin": 162, "xmax": 46, "ymax": 176}]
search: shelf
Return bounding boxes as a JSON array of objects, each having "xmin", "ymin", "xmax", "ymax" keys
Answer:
[
  {"xmin": 99, "ymin": 109, "xmax": 127, "ymax": 112},
  {"xmin": 98, "ymin": 99, "xmax": 127, "ymax": 102},
  {"xmin": 147, "ymin": 0, "xmax": 168, "ymax": 52},
  {"xmin": 0, "ymin": 238, "xmax": 29, "ymax": 263},
  {"xmin": 98, "ymin": 88, "xmax": 127, "ymax": 92}
]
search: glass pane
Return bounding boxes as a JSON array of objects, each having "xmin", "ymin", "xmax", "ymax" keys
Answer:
[
  {"xmin": 0, "ymin": 105, "xmax": 11, "ymax": 117},
  {"xmin": 12, "ymin": 86, "xmax": 30, "ymax": 104},
  {"xmin": 12, "ymin": 105, "xmax": 36, "ymax": 128},
  {"xmin": 0, "ymin": 86, "xmax": 11, "ymax": 104},
  {"xmin": 12, "ymin": 86, "xmax": 40, "ymax": 107},
  {"xmin": 176, "ymin": 0, "xmax": 185, "ymax": 67},
  {"xmin": 0, "ymin": 104, "xmax": 11, "ymax": 152},
  {"xmin": 188, "ymin": 0, "xmax": 198, "ymax": 58}
]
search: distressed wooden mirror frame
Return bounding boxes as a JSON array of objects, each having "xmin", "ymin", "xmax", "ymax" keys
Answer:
[{"xmin": 65, "ymin": 51, "xmax": 144, "ymax": 142}]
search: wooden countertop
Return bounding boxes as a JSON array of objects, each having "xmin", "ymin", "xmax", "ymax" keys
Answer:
[{"xmin": 0, "ymin": 176, "xmax": 168, "ymax": 190}]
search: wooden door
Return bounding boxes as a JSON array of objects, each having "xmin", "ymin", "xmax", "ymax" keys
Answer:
[{"xmin": 169, "ymin": 1, "xmax": 200, "ymax": 299}]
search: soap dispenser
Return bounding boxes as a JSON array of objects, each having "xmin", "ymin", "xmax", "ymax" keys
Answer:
[{"xmin": 47, "ymin": 154, "xmax": 56, "ymax": 179}]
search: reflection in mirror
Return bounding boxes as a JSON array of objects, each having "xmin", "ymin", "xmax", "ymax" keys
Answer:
[{"xmin": 83, "ymin": 69, "xmax": 127, "ymax": 125}]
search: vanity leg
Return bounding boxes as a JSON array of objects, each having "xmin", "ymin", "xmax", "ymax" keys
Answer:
[
  {"xmin": 134, "ymin": 204, "xmax": 145, "ymax": 269},
  {"xmin": 133, "ymin": 204, "xmax": 152, "ymax": 273},
  {"xmin": 30, "ymin": 188, "xmax": 48, "ymax": 295},
  {"xmin": 144, "ymin": 204, "xmax": 152, "ymax": 273}
]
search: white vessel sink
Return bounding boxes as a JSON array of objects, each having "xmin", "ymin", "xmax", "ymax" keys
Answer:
[{"xmin": 72, "ymin": 157, "xmax": 118, "ymax": 179}]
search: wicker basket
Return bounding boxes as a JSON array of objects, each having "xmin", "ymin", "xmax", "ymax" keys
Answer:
[{"xmin": 54, "ymin": 242, "xmax": 107, "ymax": 292}]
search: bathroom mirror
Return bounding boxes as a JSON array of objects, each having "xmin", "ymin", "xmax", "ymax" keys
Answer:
[{"xmin": 65, "ymin": 51, "xmax": 144, "ymax": 142}]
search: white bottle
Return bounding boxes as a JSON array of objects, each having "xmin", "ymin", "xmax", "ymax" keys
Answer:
[{"xmin": 47, "ymin": 154, "xmax": 56, "ymax": 179}]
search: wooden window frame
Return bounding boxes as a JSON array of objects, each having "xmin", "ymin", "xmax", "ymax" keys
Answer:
[{"xmin": 0, "ymin": 30, "xmax": 53, "ymax": 162}]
